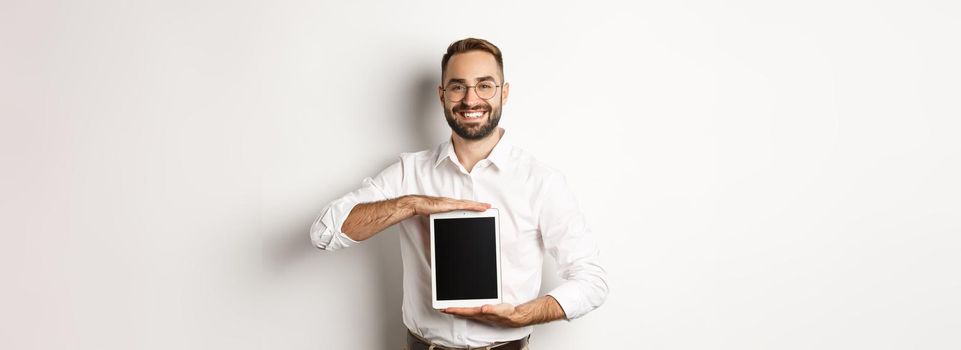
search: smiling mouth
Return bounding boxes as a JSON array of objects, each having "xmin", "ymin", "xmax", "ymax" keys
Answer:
[{"xmin": 456, "ymin": 110, "xmax": 488, "ymax": 121}]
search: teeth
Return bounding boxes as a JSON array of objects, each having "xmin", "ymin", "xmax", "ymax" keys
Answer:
[{"xmin": 462, "ymin": 111, "xmax": 485, "ymax": 118}]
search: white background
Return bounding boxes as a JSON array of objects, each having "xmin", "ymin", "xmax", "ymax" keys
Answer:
[{"xmin": 2, "ymin": 0, "xmax": 959, "ymax": 349}]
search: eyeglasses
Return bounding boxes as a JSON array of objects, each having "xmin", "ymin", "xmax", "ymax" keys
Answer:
[{"xmin": 442, "ymin": 81, "xmax": 502, "ymax": 102}]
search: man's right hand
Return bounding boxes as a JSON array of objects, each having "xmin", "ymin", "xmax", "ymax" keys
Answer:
[{"xmin": 401, "ymin": 195, "xmax": 491, "ymax": 216}]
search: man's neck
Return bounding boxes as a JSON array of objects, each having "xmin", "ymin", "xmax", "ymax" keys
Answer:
[{"xmin": 451, "ymin": 127, "xmax": 504, "ymax": 173}]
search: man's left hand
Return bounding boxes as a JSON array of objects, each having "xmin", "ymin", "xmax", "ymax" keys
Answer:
[{"xmin": 441, "ymin": 303, "xmax": 528, "ymax": 328}]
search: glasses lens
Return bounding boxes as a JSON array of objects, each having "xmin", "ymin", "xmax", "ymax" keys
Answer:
[
  {"xmin": 476, "ymin": 82, "xmax": 497, "ymax": 99},
  {"xmin": 445, "ymin": 84, "xmax": 467, "ymax": 101}
]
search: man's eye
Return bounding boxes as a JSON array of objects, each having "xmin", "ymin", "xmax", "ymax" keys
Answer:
[
  {"xmin": 479, "ymin": 83, "xmax": 495, "ymax": 90},
  {"xmin": 449, "ymin": 85, "xmax": 465, "ymax": 92}
]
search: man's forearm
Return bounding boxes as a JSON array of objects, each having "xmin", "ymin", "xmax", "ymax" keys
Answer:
[
  {"xmin": 515, "ymin": 295, "xmax": 567, "ymax": 326},
  {"xmin": 340, "ymin": 196, "xmax": 415, "ymax": 241}
]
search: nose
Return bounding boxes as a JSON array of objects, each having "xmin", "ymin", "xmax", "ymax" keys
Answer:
[{"xmin": 462, "ymin": 86, "xmax": 483, "ymax": 106}]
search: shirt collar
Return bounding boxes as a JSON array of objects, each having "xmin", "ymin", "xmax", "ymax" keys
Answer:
[{"xmin": 433, "ymin": 128, "xmax": 512, "ymax": 171}]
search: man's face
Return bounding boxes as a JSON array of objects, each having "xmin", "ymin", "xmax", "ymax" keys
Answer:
[{"xmin": 438, "ymin": 51, "xmax": 510, "ymax": 140}]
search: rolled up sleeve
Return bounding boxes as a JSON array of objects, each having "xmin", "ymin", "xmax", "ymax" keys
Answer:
[
  {"xmin": 538, "ymin": 172, "xmax": 609, "ymax": 320},
  {"xmin": 309, "ymin": 160, "xmax": 403, "ymax": 251}
]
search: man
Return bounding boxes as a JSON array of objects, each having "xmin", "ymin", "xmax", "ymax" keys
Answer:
[{"xmin": 310, "ymin": 38, "xmax": 608, "ymax": 349}]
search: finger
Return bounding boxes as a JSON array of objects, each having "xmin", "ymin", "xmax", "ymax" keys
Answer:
[
  {"xmin": 436, "ymin": 199, "xmax": 489, "ymax": 212},
  {"xmin": 442, "ymin": 307, "xmax": 483, "ymax": 316},
  {"xmin": 443, "ymin": 311, "xmax": 479, "ymax": 318},
  {"xmin": 449, "ymin": 304, "xmax": 497, "ymax": 317},
  {"xmin": 459, "ymin": 200, "xmax": 491, "ymax": 211},
  {"xmin": 444, "ymin": 307, "xmax": 481, "ymax": 315},
  {"xmin": 480, "ymin": 304, "xmax": 508, "ymax": 315}
]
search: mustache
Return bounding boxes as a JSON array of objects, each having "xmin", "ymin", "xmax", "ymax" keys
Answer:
[{"xmin": 453, "ymin": 102, "xmax": 491, "ymax": 113}]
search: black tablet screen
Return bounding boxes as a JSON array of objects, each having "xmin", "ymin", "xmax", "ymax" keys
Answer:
[{"xmin": 434, "ymin": 217, "xmax": 498, "ymax": 300}]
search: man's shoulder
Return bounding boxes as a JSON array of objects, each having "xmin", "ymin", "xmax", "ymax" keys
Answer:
[
  {"xmin": 502, "ymin": 144, "xmax": 564, "ymax": 180},
  {"xmin": 396, "ymin": 144, "xmax": 442, "ymax": 164}
]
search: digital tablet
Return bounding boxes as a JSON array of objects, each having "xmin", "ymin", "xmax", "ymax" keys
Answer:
[{"xmin": 430, "ymin": 208, "xmax": 502, "ymax": 309}]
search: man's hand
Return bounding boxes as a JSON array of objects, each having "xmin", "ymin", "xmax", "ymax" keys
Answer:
[
  {"xmin": 341, "ymin": 195, "xmax": 489, "ymax": 242},
  {"xmin": 440, "ymin": 296, "xmax": 567, "ymax": 328},
  {"xmin": 402, "ymin": 195, "xmax": 491, "ymax": 216},
  {"xmin": 442, "ymin": 303, "xmax": 526, "ymax": 328}
]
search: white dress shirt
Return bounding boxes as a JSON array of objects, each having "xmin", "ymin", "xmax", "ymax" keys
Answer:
[{"xmin": 310, "ymin": 128, "xmax": 608, "ymax": 348}]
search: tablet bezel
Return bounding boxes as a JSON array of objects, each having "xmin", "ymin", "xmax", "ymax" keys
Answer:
[{"xmin": 429, "ymin": 208, "xmax": 502, "ymax": 309}]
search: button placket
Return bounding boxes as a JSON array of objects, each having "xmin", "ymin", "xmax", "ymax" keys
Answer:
[
  {"xmin": 453, "ymin": 318, "xmax": 468, "ymax": 346},
  {"xmin": 464, "ymin": 174, "xmax": 475, "ymax": 201}
]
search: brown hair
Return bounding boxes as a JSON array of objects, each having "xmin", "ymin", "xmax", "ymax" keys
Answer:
[{"xmin": 441, "ymin": 38, "xmax": 504, "ymax": 83}]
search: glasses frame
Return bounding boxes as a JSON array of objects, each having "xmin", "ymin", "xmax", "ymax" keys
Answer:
[{"xmin": 442, "ymin": 81, "xmax": 504, "ymax": 102}]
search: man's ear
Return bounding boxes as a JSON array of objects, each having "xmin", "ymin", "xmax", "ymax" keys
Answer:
[
  {"xmin": 437, "ymin": 85, "xmax": 445, "ymax": 103},
  {"xmin": 501, "ymin": 82, "xmax": 510, "ymax": 106}
]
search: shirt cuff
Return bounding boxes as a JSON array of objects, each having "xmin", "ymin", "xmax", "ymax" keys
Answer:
[
  {"xmin": 546, "ymin": 282, "xmax": 590, "ymax": 320},
  {"xmin": 309, "ymin": 199, "xmax": 361, "ymax": 251}
]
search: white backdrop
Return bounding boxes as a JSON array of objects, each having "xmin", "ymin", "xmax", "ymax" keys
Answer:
[{"xmin": 2, "ymin": 0, "xmax": 959, "ymax": 349}]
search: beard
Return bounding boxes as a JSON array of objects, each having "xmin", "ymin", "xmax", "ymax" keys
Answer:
[{"xmin": 443, "ymin": 99, "xmax": 502, "ymax": 140}]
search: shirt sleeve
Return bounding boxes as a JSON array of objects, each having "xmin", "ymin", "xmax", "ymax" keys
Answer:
[
  {"xmin": 309, "ymin": 159, "xmax": 404, "ymax": 251},
  {"xmin": 538, "ymin": 172, "xmax": 610, "ymax": 320}
]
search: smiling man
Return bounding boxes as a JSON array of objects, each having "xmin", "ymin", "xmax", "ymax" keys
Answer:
[{"xmin": 310, "ymin": 38, "xmax": 609, "ymax": 349}]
